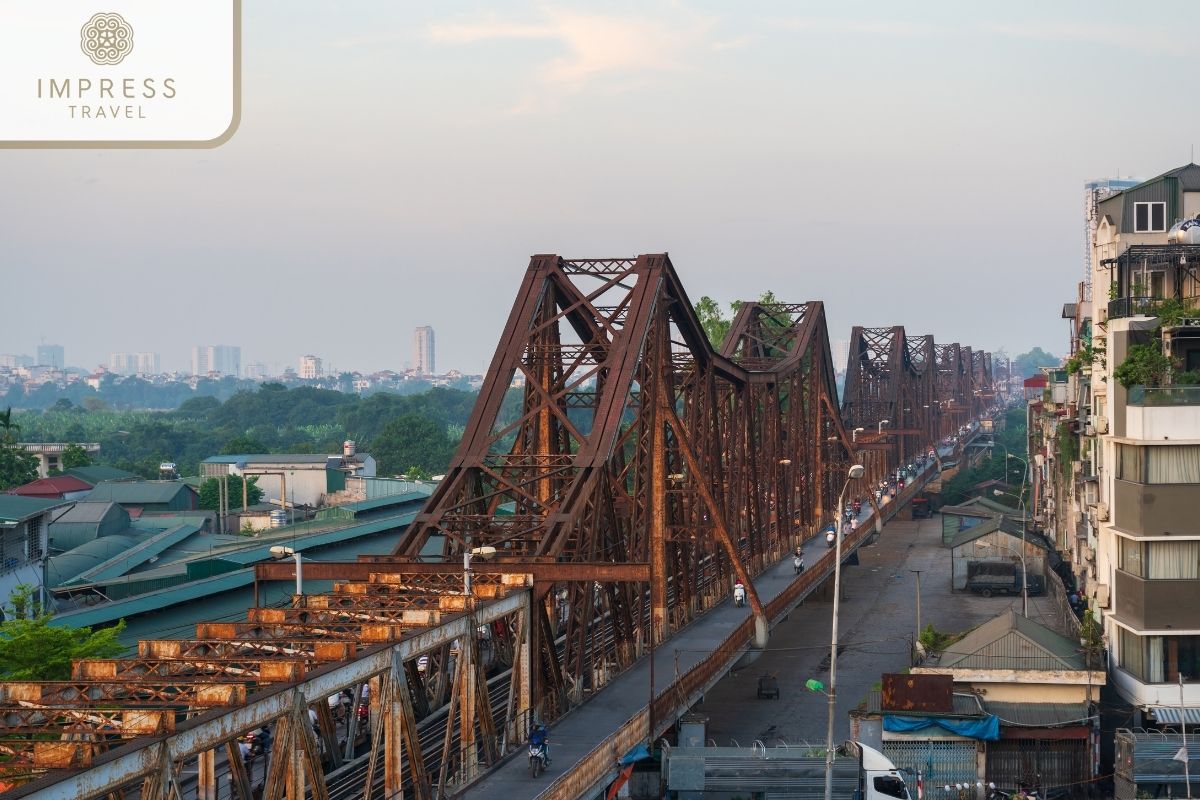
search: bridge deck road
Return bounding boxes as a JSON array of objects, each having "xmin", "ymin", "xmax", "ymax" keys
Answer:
[{"xmin": 460, "ymin": 433, "xmax": 968, "ymax": 799}]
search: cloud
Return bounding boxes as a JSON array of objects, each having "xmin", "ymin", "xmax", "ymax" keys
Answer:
[
  {"xmin": 427, "ymin": 8, "xmax": 716, "ymax": 95},
  {"xmin": 712, "ymin": 35, "xmax": 752, "ymax": 52},
  {"xmin": 777, "ymin": 18, "xmax": 947, "ymax": 38}
]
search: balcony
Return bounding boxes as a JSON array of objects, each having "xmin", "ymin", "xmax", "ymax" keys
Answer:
[
  {"xmin": 1114, "ymin": 569, "xmax": 1200, "ymax": 631},
  {"xmin": 1108, "ymin": 297, "xmax": 1170, "ymax": 320},
  {"xmin": 1113, "ymin": 479, "xmax": 1200, "ymax": 536},
  {"xmin": 1126, "ymin": 387, "xmax": 1200, "ymax": 440}
]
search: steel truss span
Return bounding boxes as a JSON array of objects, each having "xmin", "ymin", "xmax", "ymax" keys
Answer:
[{"xmin": 0, "ymin": 253, "xmax": 995, "ymax": 799}]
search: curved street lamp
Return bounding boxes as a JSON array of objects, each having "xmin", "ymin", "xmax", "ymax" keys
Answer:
[{"xmin": 825, "ymin": 464, "xmax": 865, "ymax": 800}]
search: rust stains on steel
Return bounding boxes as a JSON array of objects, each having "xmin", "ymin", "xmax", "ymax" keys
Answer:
[{"xmin": 881, "ymin": 672, "xmax": 954, "ymax": 713}]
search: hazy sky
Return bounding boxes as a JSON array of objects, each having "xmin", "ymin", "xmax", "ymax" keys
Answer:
[{"xmin": 4, "ymin": 0, "xmax": 1198, "ymax": 374}]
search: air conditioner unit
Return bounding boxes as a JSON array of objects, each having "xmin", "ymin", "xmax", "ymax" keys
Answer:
[
  {"xmin": 1095, "ymin": 583, "xmax": 1110, "ymax": 609},
  {"xmin": 1085, "ymin": 424, "xmax": 1096, "ymax": 437},
  {"xmin": 1094, "ymin": 417, "xmax": 1109, "ymax": 434},
  {"xmin": 1096, "ymin": 502, "xmax": 1110, "ymax": 522},
  {"xmin": 1087, "ymin": 508, "xmax": 1097, "ymax": 526},
  {"xmin": 1083, "ymin": 546, "xmax": 1095, "ymax": 562}
]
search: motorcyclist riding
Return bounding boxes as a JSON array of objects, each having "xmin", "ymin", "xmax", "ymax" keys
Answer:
[
  {"xmin": 529, "ymin": 723, "xmax": 550, "ymax": 766},
  {"xmin": 733, "ymin": 581, "xmax": 746, "ymax": 607},
  {"xmin": 793, "ymin": 552, "xmax": 804, "ymax": 573}
]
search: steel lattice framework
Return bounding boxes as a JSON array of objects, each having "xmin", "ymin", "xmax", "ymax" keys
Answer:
[
  {"xmin": 0, "ymin": 253, "xmax": 998, "ymax": 800},
  {"xmin": 395, "ymin": 254, "xmax": 856, "ymax": 722}
]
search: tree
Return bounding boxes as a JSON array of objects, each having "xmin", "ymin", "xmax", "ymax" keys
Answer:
[
  {"xmin": 0, "ymin": 444, "xmax": 38, "ymax": 490},
  {"xmin": 694, "ymin": 296, "xmax": 732, "ymax": 348},
  {"xmin": 221, "ymin": 435, "xmax": 268, "ymax": 455},
  {"xmin": 1012, "ymin": 347, "xmax": 1060, "ymax": 377},
  {"xmin": 0, "ymin": 406, "xmax": 19, "ymax": 445},
  {"xmin": 372, "ymin": 414, "xmax": 456, "ymax": 475},
  {"xmin": 198, "ymin": 474, "xmax": 264, "ymax": 511},
  {"xmin": 61, "ymin": 443, "xmax": 93, "ymax": 471},
  {"xmin": 0, "ymin": 586, "xmax": 125, "ymax": 680}
]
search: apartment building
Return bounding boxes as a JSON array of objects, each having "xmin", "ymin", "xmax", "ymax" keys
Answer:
[
  {"xmin": 413, "ymin": 326, "xmax": 435, "ymax": 375},
  {"xmin": 298, "ymin": 354, "xmax": 322, "ymax": 380},
  {"xmin": 191, "ymin": 344, "xmax": 241, "ymax": 377},
  {"xmin": 1057, "ymin": 163, "xmax": 1200, "ymax": 715}
]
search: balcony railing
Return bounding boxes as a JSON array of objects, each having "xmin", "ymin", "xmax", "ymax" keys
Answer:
[
  {"xmin": 1108, "ymin": 296, "xmax": 1167, "ymax": 320},
  {"xmin": 1128, "ymin": 386, "xmax": 1200, "ymax": 406}
]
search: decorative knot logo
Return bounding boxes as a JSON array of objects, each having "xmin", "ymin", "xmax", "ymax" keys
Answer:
[{"xmin": 80, "ymin": 12, "xmax": 133, "ymax": 66}]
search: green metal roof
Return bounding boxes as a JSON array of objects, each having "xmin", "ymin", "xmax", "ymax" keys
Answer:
[
  {"xmin": 49, "ymin": 504, "xmax": 427, "ymax": 630},
  {"xmin": 0, "ymin": 495, "xmax": 64, "ymax": 523},
  {"xmin": 60, "ymin": 522, "xmax": 204, "ymax": 586},
  {"xmin": 46, "ymin": 534, "xmax": 142, "ymax": 588},
  {"xmin": 938, "ymin": 610, "xmax": 1086, "ymax": 671},
  {"xmin": 314, "ymin": 491, "xmax": 430, "ymax": 519},
  {"xmin": 64, "ymin": 465, "xmax": 139, "ymax": 485},
  {"xmin": 948, "ymin": 516, "xmax": 1035, "ymax": 550},
  {"xmin": 86, "ymin": 481, "xmax": 196, "ymax": 505}
]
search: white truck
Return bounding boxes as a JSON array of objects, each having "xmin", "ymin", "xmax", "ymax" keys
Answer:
[{"xmin": 665, "ymin": 739, "xmax": 910, "ymax": 799}]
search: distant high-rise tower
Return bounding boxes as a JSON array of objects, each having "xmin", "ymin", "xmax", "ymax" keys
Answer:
[
  {"xmin": 1083, "ymin": 177, "xmax": 1140, "ymax": 301},
  {"xmin": 414, "ymin": 326, "xmax": 435, "ymax": 375},
  {"xmin": 830, "ymin": 339, "xmax": 851, "ymax": 374},
  {"xmin": 110, "ymin": 352, "xmax": 160, "ymax": 375},
  {"xmin": 192, "ymin": 345, "xmax": 241, "ymax": 377},
  {"xmin": 36, "ymin": 344, "xmax": 64, "ymax": 369},
  {"xmin": 298, "ymin": 354, "xmax": 323, "ymax": 380}
]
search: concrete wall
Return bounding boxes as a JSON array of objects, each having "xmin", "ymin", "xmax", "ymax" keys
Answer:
[
  {"xmin": 1113, "ymin": 480, "xmax": 1198, "ymax": 537},
  {"xmin": 1113, "ymin": 569, "xmax": 1200, "ymax": 631},
  {"xmin": 1126, "ymin": 406, "xmax": 1200, "ymax": 441}
]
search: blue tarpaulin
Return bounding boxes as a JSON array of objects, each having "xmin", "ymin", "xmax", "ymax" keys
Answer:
[
  {"xmin": 883, "ymin": 714, "xmax": 1000, "ymax": 741},
  {"xmin": 619, "ymin": 744, "xmax": 651, "ymax": 765}
]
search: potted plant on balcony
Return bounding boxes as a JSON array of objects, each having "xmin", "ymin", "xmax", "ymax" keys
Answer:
[{"xmin": 1113, "ymin": 343, "xmax": 1173, "ymax": 390}]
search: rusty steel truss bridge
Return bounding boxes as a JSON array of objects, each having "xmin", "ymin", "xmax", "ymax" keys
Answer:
[{"xmin": 2, "ymin": 254, "xmax": 997, "ymax": 800}]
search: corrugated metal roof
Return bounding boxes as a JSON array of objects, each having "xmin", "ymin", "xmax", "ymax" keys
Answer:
[
  {"xmin": 9, "ymin": 475, "xmax": 92, "ymax": 496},
  {"xmin": 987, "ymin": 702, "xmax": 1091, "ymax": 727},
  {"xmin": 52, "ymin": 501, "xmax": 124, "ymax": 524},
  {"xmin": 63, "ymin": 465, "xmax": 139, "ymax": 485},
  {"xmin": 46, "ymin": 534, "xmax": 142, "ymax": 587},
  {"xmin": 86, "ymin": 480, "xmax": 196, "ymax": 505},
  {"xmin": 0, "ymin": 495, "xmax": 64, "ymax": 523},
  {"xmin": 938, "ymin": 610, "xmax": 1085, "ymax": 671},
  {"xmin": 1150, "ymin": 706, "xmax": 1200, "ymax": 726},
  {"xmin": 60, "ymin": 522, "xmax": 204, "ymax": 586}
]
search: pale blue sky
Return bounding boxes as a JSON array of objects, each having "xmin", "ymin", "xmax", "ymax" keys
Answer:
[{"xmin": 4, "ymin": 1, "xmax": 1197, "ymax": 374}]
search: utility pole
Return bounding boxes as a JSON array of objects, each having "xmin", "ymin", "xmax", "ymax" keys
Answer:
[{"xmin": 910, "ymin": 569, "xmax": 923, "ymax": 660}]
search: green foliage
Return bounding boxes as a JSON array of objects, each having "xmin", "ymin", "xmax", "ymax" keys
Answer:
[
  {"xmin": 918, "ymin": 624, "xmax": 953, "ymax": 652},
  {"xmin": 12, "ymin": 385, "xmax": 482, "ymax": 480},
  {"xmin": 404, "ymin": 465, "xmax": 433, "ymax": 480},
  {"xmin": 694, "ymin": 295, "xmax": 732, "ymax": 348},
  {"xmin": 198, "ymin": 474, "xmax": 264, "ymax": 511},
  {"xmin": 0, "ymin": 444, "xmax": 39, "ymax": 490},
  {"xmin": 1012, "ymin": 347, "xmax": 1060, "ymax": 377},
  {"xmin": 1064, "ymin": 342, "xmax": 1103, "ymax": 375},
  {"xmin": 60, "ymin": 442, "xmax": 93, "ymax": 471},
  {"xmin": 1113, "ymin": 343, "xmax": 1173, "ymax": 389},
  {"xmin": 940, "ymin": 408, "xmax": 1028, "ymax": 505},
  {"xmin": 1057, "ymin": 422, "xmax": 1078, "ymax": 482},
  {"xmin": 372, "ymin": 414, "xmax": 457, "ymax": 475},
  {"xmin": 0, "ymin": 406, "xmax": 19, "ymax": 445},
  {"xmin": 0, "ymin": 586, "xmax": 125, "ymax": 680},
  {"xmin": 1153, "ymin": 297, "xmax": 1200, "ymax": 328}
]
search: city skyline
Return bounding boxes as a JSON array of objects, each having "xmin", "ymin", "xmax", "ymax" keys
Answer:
[{"xmin": 4, "ymin": 2, "xmax": 1198, "ymax": 375}]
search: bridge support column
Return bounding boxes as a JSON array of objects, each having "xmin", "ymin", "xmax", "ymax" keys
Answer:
[{"xmin": 197, "ymin": 749, "xmax": 216, "ymax": 800}]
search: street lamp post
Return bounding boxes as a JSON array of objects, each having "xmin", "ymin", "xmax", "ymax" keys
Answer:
[
  {"xmin": 825, "ymin": 463, "xmax": 866, "ymax": 800},
  {"xmin": 269, "ymin": 546, "xmax": 303, "ymax": 595},
  {"xmin": 993, "ymin": 489, "xmax": 1028, "ymax": 617}
]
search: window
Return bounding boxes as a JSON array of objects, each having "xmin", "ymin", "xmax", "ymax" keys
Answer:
[
  {"xmin": 1134, "ymin": 201, "xmax": 1167, "ymax": 233},
  {"xmin": 1117, "ymin": 444, "xmax": 1200, "ymax": 484},
  {"xmin": 1120, "ymin": 630, "xmax": 1200, "ymax": 684},
  {"xmin": 25, "ymin": 518, "xmax": 42, "ymax": 561},
  {"xmin": 1118, "ymin": 539, "xmax": 1200, "ymax": 580},
  {"xmin": 874, "ymin": 776, "xmax": 910, "ymax": 799}
]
